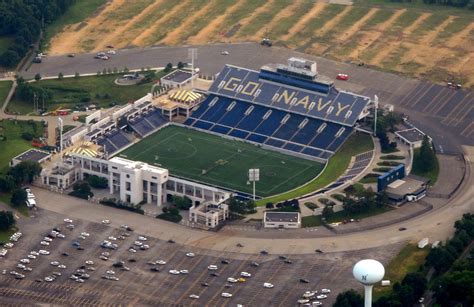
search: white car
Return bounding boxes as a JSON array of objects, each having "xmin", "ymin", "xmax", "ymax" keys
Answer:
[
  {"xmin": 40, "ymin": 241, "xmax": 50, "ymax": 246},
  {"xmin": 241, "ymin": 272, "xmax": 251, "ymax": 277},
  {"xmin": 108, "ymin": 236, "xmax": 117, "ymax": 241},
  {"xmin": 102, "ymin": 220, "xmax": 110, "ymax": 224},
  {"xmin": 313, "ymin": 302, "xmax": 323, "ymax": 306},
  {"xmin": 50, "ymin": 261, "xmax": 60, "ymax": 266},
  {"xmin": 189, "ymin": 294, "xmax": 200, "ymax": 299},
  {"xmin": 134, "ymin": 241, "xmax": 143, "ymax": 246},
  {"xmin": 321, "ymin": 288, "xmax": 331, "ymax": 294},
  {"xmin": 227, "ymin": 277, "xmax": 238, "ymax": 283},
  {"xmin": 57, "ymin": 233, "xmax": 66, "ymax": 238},
  {"xmin": 85, "ymin": 260, "xmax": 94, "ymax": 265},
  {"xmin": 221, "ymin": 293, "xmax": 233, "ymax": 298},
  {"xmin": 106, "ymin": 50, "xmax": 116, "ymax": 55},
  {"xmin": 81, "ymin": 232, "xmax": 90, "ymax": 237},
  {"xmin": 27, "ymin": 254, "xmax": 36, "ymax": 259},
  {"xmin": 20, "ymin": 259, "xmax": 30, "ymax": 264},
  {"xmin": 75, "ymin": 278, "xmax": 85, "ymax": 283},
  {"xmin": 140, "ymin": 245, "xmax": 150, "ymax": 250},
  {"xmin": 106, "ymin": 270, "xmax": 115, "ymax": 275},
  {"xmin": 64, "ymin": 218, "xmax": 73, "ymax": 223},
  {"xmin": 137, "ymin": 236, "xmax": 147, "ymax": 241},
  {"xmin": 263, "ymin": 282, "xmax": 274, "ymax": 288},
  {"xmin": 43, "ymin": 237, "xmax": 53, "ymax": 242},
  {"xmin": 58, "ymin": 264, "xmax": 67, "ymax": 269},
  {"xmin": 180, "ymin": 270, "xmax": 189, "ymax": 274},
  {"xmin": 208, "ymin": 265, "xmax": 218, "ymax": 271},
  {"xmin": 316, "ymin": 294, "xmax": 327, "ymax": 299},
  {"xmin": 66, "ymin": 224, "xmax": 75, "ymax": 229},
  {"xmin": 156, "ymin": 260, "xmax": 166, "ymax": 265},
  {"xmin": 169, "ymin": 270, "xmax": 180, "ymax": 275},
  {"xmin": 221, "ymin": 51, "xmax": 229, "ymax": 55},
  {"xmin": 39, "ymin": 250, "xmax": 50, "ymax": 255},
  {"xmin": 303, "ymin": 291, "xmax": 316, "ymax": 298},
  {"xmin": 297, "ymin": 299, "xmax": 310, "ymax": 304},
  {"xmin": 44, "ymin": 276, "xmax": 54, "ymax": 282},
  {"xmin": 4, "ymin": 243, "xmax": 14, "ymax": 249},
  {"xmin": 17, "ymin": 264, "xmax": 26, "ymax": 269},
  {"xmin": 30, "ymin": 251, "xmax": 39, "ymax": 256},
  {"xmin": 186, "ymin": 252, "xmax": 195, "ymax": 257},
  {"xmin": 128, "ymin": 248, "xmax": 137, "ymax": 253}
]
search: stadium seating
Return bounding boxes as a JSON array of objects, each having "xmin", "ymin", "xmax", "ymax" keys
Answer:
[
  {"xmin": 96, "ymin": 129, "xmax": 132, "ymax": 155},
  {"xmin": 128, "ymin": 108, "xmax": 168, "ymax": 137}
]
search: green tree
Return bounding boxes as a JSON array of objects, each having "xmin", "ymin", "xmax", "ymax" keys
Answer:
[
  {"xmin": 73, "ymin": 181, "xmax": 91, "ymax": 195},
  {"xmin": 333, "ymin": 289, "xmax": 364, "ymax": 307},
  {"xmin": 86, "ymin": 175, "xmax": 108, "ymax": 189},
  {"xmin": 228, "ymin": 197, "xmax": 256, "ymax": 215},
  {"xmin": 8, "ymin": 161, "xmax": 42, "ymax": 185},
  {"xmin": 401, "ymin": 272, "xmax": 427, "ymax": 299},
  {"xmin": 34, "ymin": 73, "xmax": 41, "ymax": 81},
  {"xmin": 433, "ymin": 270, "xmax": 474, "ymax": 306},
  {"xmin": 177, "ymin": 61, "xmax": 185, "ymax": 69},
  {"xmin": 172, "ymin": 195, "xmax": 193, "ymax": 210},
  {"xmin": 0, "ymin": 176, "xmax": 15, "ymax": 193},
  {"xmin": 418, "ymin": 136, "xmax": 436, "ymax": 173},
  {"xmin": 58, "ymin": 72, "xmax": 64, "ymax": 80},
  {"xmin": 0, "ymin": 211, "xmax": 15, "ymax": 231},
  {"xmin": 322, "ymin": 205, "xmax": 334, "ymax": 219},
  {"xmin": 164, "ymin": 63, "xmax": 173, "ymax": 72},
  {"xmin": 10, "ymin": 189, "xmax": 27, "ymax": 207},
  {"xmin": 74, "ymin": 72, "xmax": 80, "ymax": 79}
]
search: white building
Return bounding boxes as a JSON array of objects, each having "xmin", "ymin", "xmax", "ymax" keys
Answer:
[
  {"xmin": 189, "ymin": 202, "xmax": 229, "ymax": 229},
  {"xmin": 263, "ymin": 211, "xmax": 301, "ymax": 229}
]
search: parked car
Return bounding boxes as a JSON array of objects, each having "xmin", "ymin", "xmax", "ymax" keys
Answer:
[{"xmin": 336, "ymin": 73, "xmax": 349, "ymax": 81}]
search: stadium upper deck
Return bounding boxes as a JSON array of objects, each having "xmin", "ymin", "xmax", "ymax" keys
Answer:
[{"xmin": 208, "ymin": 59, "xmax": 372, "ymax": 127}]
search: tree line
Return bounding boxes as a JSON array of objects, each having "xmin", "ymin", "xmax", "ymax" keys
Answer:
[
  {"xmin": 0, "ymin": 0, "xmax": 77, "ymax": 67},
  {"xmin": 388, "ymin": 0, "xmax": 474, "ymax": 8}
]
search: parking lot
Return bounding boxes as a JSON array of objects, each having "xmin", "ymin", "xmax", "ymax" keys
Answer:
[{"xmin": 0, "ymin": 208, "xmax": 403, "ymax": 306}]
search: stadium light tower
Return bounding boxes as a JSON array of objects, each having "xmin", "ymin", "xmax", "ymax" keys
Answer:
[
  {"xmin": 188, "ymin": 48, "xmax": 197, "ymax": 89},
  {"xmin": 353, "ymin": 259, "xmax": 385, "ymax": 307},
  {"xmin": 248, "ymin": 168, "xmax": 260, "ymax": 201},
  {"xmin": 373, "ymin": 95, "xmax": 379, "ymax": 137}
]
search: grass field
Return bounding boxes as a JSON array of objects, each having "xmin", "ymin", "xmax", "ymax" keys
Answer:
[
  {"xmin": 256, "ymin": 132, "xmax": 374, "ymax": 205},
  {"xmin": 46, "ymin": 0, "xmax": 474, "ymax": 88},
  {"xmin": 0, "ymin": 119, "xmax": 44, "ymax": 175},
  {"xmin": 0, "ymin": 81, "xmax": 12, "ymax": 108},
  {"xmin": 7, "ymin": 71, "xmax": 166, "ymax": 115},
  {"xmin": 373, "ymin": 243, "xmax": 430, "ymax": 299},
  {"xmin": 119, "ymin": 125, "xmax": 324, "ymax": 197}
]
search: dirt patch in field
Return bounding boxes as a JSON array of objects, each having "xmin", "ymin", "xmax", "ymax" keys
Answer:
[
  {"xmin": 48, "ymin": 0, "xmax": 126, "ymax": 55},
  {"xmin": 369, "ymin": 13, "xmax": 430, "ymax": 66},
  {"xmin": 347, "ymin": 9, "xmax": 406, "ymax": 59},
  {"xmin": 315, "ymin": 5, "xmax": 352, "ymax": 37},
  {"xmin": 186, "ymin": 1, "xmax": 243, "ymax": 44},
  {"xmin": 249, "ymin": 0, "xmax": 302, "ymax": 41},
  {"xmin": 338, "ymin": 8, "xmax": 379, "ymax": 42},
  {"xmin": 281, "ymin": 2, "xmax": 326, "ymax": 41},
  {"xmin": 160, "ymin": 0, "xmax": 217, "ymax": 45},
  {"xmin": 131, "ymin": 0, "xmax": 190, "ymax": 46},
  {"xmin": 446, "ymin": 22, "xmax": 474, "ymax": 48},
  {"xmin": 94, "ymin": 0, "xmax": 165, "ymax": 51}
]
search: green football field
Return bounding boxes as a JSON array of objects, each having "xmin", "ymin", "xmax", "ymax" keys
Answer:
[{"xmin": 119, "ymin": 125, "xmax": 325, "ymax": 197}]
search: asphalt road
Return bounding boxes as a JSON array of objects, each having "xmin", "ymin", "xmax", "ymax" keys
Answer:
[
  {"xmin": 21, "ymin": 43, "xmax": 473, "ymax": 153},
  {"xmin": 30, "ymin": 148, "xmax": 473, "ymax": 255}
]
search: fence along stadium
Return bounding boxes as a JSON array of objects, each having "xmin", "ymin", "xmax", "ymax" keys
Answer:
[{"xmin": 84, "ymin": 57, "xmax": 373, "ymax": 198}]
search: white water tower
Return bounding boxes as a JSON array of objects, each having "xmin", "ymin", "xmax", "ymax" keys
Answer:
[{"xmin": 353, "ymin": 259, "xmax": 385, "ymax": 307}]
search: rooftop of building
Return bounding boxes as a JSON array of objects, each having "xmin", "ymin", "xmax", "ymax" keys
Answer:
[
  {"xmin": 161, "ymin": 69, "xmax": 193, "ymax": 83},
  {"xmin": 264, "ymin": 211, "xmax": 301, "ymax": 223},
  {"xmin": 12, "ymin": 149, "xmax": 51, "ymax": 163},
  {"xmin": 395, "ymin": 127, "xmax": 426, "ymax": 143}
]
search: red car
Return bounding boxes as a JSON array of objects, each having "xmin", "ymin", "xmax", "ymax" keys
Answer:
[{"xmin": 336, "ymin": 73, "xmax": 349, "ymax": 81}]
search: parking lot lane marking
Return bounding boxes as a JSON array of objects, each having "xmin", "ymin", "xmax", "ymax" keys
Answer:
[
  {"xmin": 451, "ymin": 105, "xmax": 473, "ymax": 128},
  {"xmin": 411, "ymin": 84, "xmax": 436, "ymax": 108},
  {"xmin": 442, "ymin": 94, "xmax": 472, "ymax": 126},
  {"xmin": 423, "ymin": 87, "xmax": 454, "ymax": 113},
  {"xmin": 461, "ymin": 122, "xmax": 474, "ymax": 138},
  {"xmin": 401, "ymin": 82, "xmax": 430, "ymax": 106}
]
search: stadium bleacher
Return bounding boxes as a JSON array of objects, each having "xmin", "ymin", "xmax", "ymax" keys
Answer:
[
  {"xmin": 128, "ymin": 108, "xmax": 168, "ymax": 137},
  {"xmin": 183, "ymin": 61, "xmax": 372, "ymax": 161},
  {"xmin": 95, "ymin": 128, "xmax": 132, "ymax": 155}
]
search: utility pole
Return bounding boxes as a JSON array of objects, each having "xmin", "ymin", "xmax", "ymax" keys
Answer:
[
  {"xmin": 373, "ymin": 95, "xmax": 379, "ymax": 137},
  {"xmin": 248, "ymin": 168, "xmax": 260, "ymax": 201}
]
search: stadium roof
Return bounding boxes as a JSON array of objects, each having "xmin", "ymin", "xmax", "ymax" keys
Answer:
[
  {"xmin": 208, "ymin": 65, "xmax": 371, "ymax": 127},
  {"xmin": 169, "ymin": 90, "xmax": 202, "ymax": 103}
]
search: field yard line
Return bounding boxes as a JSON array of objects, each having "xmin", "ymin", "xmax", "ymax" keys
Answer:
[
  {"xmin": 369, "ymin": 13, "xmax": 431, "ymax": 66},
  {"xmin": 446, "ymin": 21, "xmax": 474, "ymax": 48},
  {"xmin": 186, "ymin": 1, "xmax": 242, "ymax": 44},
  {"xmin": 94, "ymin": 0, "xmax": 166, "ymax": 51},
  {"xmin": 159, "ymin": 0, "xmax": 218, "ymax": 45},
  {"xmin": 49, "ymin": 0, "xmax": 126, "ymax": 55},
  {"xmin": 249, "ymin": 0, "xmax": 302, "ymax": 40},
  {"xmin": 131, "ymin": 0, "xmax": 191, "ymax": 46},
  {"xmin": 399, "ymin": 16, "xmax": 456, "ymax": 68},
  {"xmin": 314, "ymin": 6, "xmax": 352, "ymax": 37},
  {"xmin": 266, "ymin": 164, "xmax": 315, "ymax": 194},
  {"xmin": 336, "ymin": 8, "xmax": 379, "ymax": 42},
  {"xmin": 281, "ymin": 2, "xmax": 326, "ymax": 41},
  {"xmin": 233, "ymin": 0, "xmax": 276, "ymax": 37},
  {"xmin": 348, "ymin": 8, "xmax": 406, "ymax": 59}
]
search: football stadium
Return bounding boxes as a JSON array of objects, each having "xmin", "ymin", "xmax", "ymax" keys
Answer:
[{"xmin": 118, "ymin": 57, "xmax": 373, "ymax": 198}]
